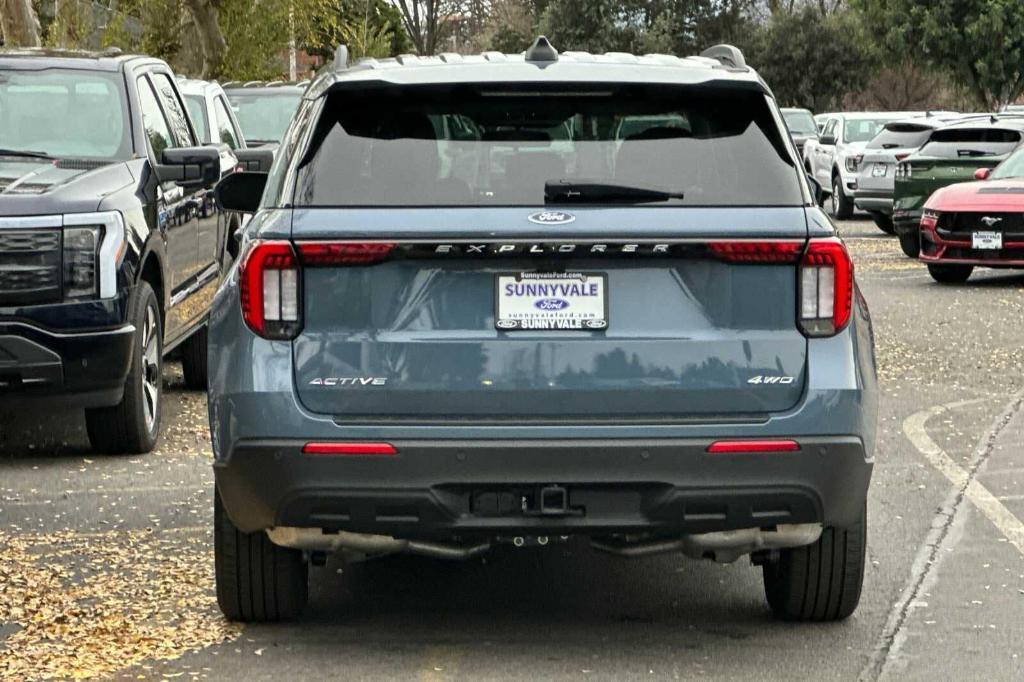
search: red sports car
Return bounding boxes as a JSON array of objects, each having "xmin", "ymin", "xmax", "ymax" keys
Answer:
[{"xmin": 919, "ymin": 147, "xmax": 1024, "ymax": 283}]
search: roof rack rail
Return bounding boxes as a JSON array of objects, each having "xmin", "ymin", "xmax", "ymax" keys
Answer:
[
  {"xmin": 699, "ymin": 44, "xmax": 746, "ymax": 69},
  {"xmin": 334, "ymin": 44, "xmax": 348, "ymax": 71}
]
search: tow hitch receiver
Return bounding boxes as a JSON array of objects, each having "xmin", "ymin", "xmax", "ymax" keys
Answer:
[{"xmin": 471, "ymin": 484, "xmax": 578, "ymax": 517}]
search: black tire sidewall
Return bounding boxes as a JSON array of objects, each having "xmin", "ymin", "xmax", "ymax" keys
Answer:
[{"xmin": 129, "ymin": 282, "xmax": 162, "ymax": 449}]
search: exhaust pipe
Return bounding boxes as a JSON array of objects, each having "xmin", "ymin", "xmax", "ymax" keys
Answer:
[
  {"xmin": 591, "ymin": 523, "xmax": 823, "ymax": 563},
  {"xmin": 267, "ymin": 527, "xmax": 490, "ymax": 560}
]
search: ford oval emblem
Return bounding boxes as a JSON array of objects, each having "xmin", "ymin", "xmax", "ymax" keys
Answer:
[
  {"xmin": 528, "ymin": 210, "xmax": 576, "ymax": 225},
  {"xmin": 535, "ymin": 298, "xmax": 569, "ymax": 311}
]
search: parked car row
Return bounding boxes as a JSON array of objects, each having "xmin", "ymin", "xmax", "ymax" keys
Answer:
[
  {"xmin": 782, "ymin": 102, "xmax": 1024, "ymax": 283},
  {"xmin": 0, "ymin": 48, "xmax": 304, "ymax": 453}
]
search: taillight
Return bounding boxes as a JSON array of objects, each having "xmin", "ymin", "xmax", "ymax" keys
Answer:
[
  {"xmin": 296, "ymin": 241, "xmax": 394, "ymax": 266},
  {"xmin": 709, "ymin": 241, "xmax": 803, "ymax": 263},
  {"xmin": 799, "ymin": 238, "xmax": 853, "ymax": 337},
  {"xmin": 239, "ymin": 240, "xmax": 301, "ymax": 340},
  {"xmin": 239, "ymin": 240, "xmax": 396, "ymax": 339}
]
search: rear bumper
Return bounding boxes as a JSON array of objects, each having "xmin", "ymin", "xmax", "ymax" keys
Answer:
[
  {"xmin": 215, "ymin": 436, "xmax": 872, "ymax": 536},
  {"xmin": 0, "ymin": 320, "xmax": 134, "ymax": 407},
  {"xmin": 853, "ymin": 190, "xmax": 892, "ymax": 214}
]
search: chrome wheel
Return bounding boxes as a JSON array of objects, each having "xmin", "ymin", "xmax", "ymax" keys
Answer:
[
  {"xmin": 831, "ymin": 180, "xmax": 841, "ymax": 215},
  {"xmin": 140, "ymin": 302, "xmax": 160, "ymax": 431}
]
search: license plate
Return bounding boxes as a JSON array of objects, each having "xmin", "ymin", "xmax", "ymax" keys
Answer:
[
  {"xmin": 972, "ymin": 231, "xmax": 1002, "ymax": 250},
  {"xmin": 495, "ymin": 272, "xmax": 608, "ymax": 331},
  {"xmin": 872, "ymin": 163, "xmax": 887, "ymax": 177}
]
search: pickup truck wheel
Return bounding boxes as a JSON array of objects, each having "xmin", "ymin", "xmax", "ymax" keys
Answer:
[
  {"xmin": 927, "ymin": 263, "xmax": 973, "ymax": 284},
  {"xmin": 763, "ymin": 504, "xmax": 866, "ymax": 621},
  {"xmin": 85, "ymin": 281, "xmax": 162, "ymax": 454},
  {"xmin": 898, "ymin": 231, "xmax": 920, "ymax": 258},
  {"xmin": 831, "ymin": 176, "xmax": 854, "ymax": 220},
  {"xmin": 215, "ymin": 488, "xmax": 308, "ymax": 622},
  {"xmin": 870, "ymin": 212, "xmax": 895, "ymax": 235},
  {"xmin": 180, "ymin": 325, "xmax": 208, "ymax": 390}
]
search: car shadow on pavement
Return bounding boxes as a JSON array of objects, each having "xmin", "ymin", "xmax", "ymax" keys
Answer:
[
  {"xmin": 0, "ymin": 362, "xmax": 193, "ymax": 460},
  {"xmin": 295, "ymin": 541, "xmax": 789, "ymax": 634}
]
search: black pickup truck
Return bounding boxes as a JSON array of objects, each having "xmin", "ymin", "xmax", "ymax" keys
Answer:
[{"xmin": 0, "ymin": 48, "xmax": 256, "ymax": 453}]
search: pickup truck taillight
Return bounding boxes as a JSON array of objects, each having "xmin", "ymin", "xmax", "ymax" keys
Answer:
[
  {"xmin": 239, "ymin": 240, "xmax": 395, "ymax": 339},
  {"xmin": 799, "ymin": 238, "xmax": 853, "ymax": 337}
]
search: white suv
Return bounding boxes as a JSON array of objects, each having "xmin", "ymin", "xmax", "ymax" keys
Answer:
[{"xmin": 804, "ymin": 112, "xmax": 922, "ymax": 219}]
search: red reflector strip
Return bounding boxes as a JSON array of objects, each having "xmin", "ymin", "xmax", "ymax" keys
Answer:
[
  {"xmin": 297, "ymin": 242, "xmax": 395, "ymax": 266},
  {"xmin": 708, "ymin": 241, "xmax": 804, "ymax": 263},
  {"xmin": 706, "ymin": 440, "xmax": 801, "ymax": 454},
  {"xmin": 302, "ymin": 442, "xmax": 398, "ymax": 456}
]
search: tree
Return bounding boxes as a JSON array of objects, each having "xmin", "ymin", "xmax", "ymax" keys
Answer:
[
  {"xmin": 393, "ymin": 0, "xmax": 464, "ymax": 54},
  {"xmin": 0, "ymin": 0, "xmax": 42, "ymax": 46},
  {"xmin": 183, "ymin": 0, "xmax": 227, "ymax": 77},
  {"xmin": 745, "ymin": 6, "xmax": 877, "ymax": 112},
  {"xmin": 853, "ymin": 0, "xmax": 1024, "ymax": 109},
  {"xmin": 300, "ymin": 0, "xmax": 412, "ymax": 61},
  {"xmin": 468, "ymin": 0, "xmax": 536, "ymax": 53}
]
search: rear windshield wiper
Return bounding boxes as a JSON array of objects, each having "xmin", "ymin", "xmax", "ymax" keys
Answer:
[
  {"xmin": 0, "ymin": 148, "xmax": 55, "ymax": 160},
  {"xmin": 545, "ymin": 179, "xmax": 684, "ymax": 204},
  {"xmin": 956, "ymin": 149, "xmax": 993, "ymax": 157}
]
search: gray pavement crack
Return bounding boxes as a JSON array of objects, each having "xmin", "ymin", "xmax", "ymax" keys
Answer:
[{"xmin": 859, "ymin": 391, "xmax": 1024, "ymax": 681}]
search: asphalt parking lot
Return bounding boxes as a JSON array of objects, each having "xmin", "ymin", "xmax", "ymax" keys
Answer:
[{"xmin": 2, "ymin": 217, "xmax": 1023, "ymax": 681}]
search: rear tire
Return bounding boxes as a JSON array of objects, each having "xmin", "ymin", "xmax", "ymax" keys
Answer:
[
  {"xmin": 215, "ymin": 487, "xmax": 308, "ymax": 622},
  {"xmin": 928, "ymin": 263, "xmax": 973, "ymax": 284},
  {"xmin": 898, "ymin": 230, "xmax": 920, "ymax": 258},
  {"xmin": 85, "ymin": 281, "xmax": 162, "ymax": 454},
  {"xmin": 831, "ymin": 175, "xmax": 854, "ymax": 220},
  {"xmin": 180, "ymin": 325, "xmax": 209, "ymax": 390},
  {"xmin": 763, "ymin": 504, "xmax": 866, "ymax": 621},
  {"xmin": 870, "ymin": 212, "xmax": 895, "ymax": 235}
]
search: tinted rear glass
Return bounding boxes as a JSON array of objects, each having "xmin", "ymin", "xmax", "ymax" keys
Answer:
[
  {"xmin": 918, "ymin": 128, "xmax": 1022, "ymax": 158},
  {"xmin": 867, "ymin": 125, "xmax": 932, "ymax": 150},
  {"xmin": 294, "ymin": 84, "xmax": 803, "ymax": 207}
]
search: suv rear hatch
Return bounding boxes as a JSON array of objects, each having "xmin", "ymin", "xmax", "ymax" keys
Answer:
[
  {"xmin": 251, "ymin": 80, "xmax": 839, "ymax": 420},
  {"xmin": 895, "ymin": 126, "xmax": 1021, "ymax": 213}
]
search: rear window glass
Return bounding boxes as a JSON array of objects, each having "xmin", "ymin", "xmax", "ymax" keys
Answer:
[
  {"xmin": 782, "ymin": 110, "xmax": 816, "ymax": 135},
  {"xmin": 843, "ymin": 118, "xmax": 895, "ymax": 143},
  {"xmin": 918, "ymin": 128, "xmax": 1022, "ymax": 158},
  {"xmin": 867, "ymin": 125, "xmax": 932, "ymax": 150},
  {"xmin": 294, "ymin": 84, "xmax": 802, "ymax": 207}
]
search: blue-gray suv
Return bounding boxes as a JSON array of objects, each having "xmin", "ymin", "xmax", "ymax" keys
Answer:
[{"xmin": 210, "ymin": 38, "xmax": 877, "ymax": 623}]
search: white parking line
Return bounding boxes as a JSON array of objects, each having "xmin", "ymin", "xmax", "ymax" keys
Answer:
[
  {"xmin": 903, "ymin": 400, "xmax": 1024, "ymax": 554},
  {"xmin": 861, "ymin": 394, "xmax": 1024, "ymax": 681}
]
